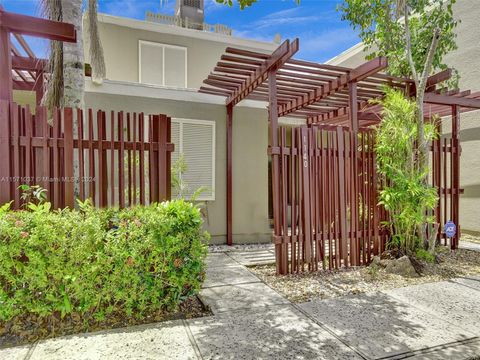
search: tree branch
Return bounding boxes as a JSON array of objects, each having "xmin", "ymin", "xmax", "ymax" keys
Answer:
[
  {"xmin": 418, "ymin": 27, "xmax": 441, "ymax": 93},
  {"xmin": 404, "ymin": 3, "xmax": 418, "ymax": 86}
]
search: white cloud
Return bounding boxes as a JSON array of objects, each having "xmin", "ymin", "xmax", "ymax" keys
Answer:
[{"xmin": 247, "ymin": 7, "xmax": 335, "ymax": 30}]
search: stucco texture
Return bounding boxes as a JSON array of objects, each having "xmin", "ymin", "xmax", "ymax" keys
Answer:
[
  {"xmin": 85, "ymin": 93, "xmax": 271, "ymax": 244},
  {"xmin": 84, "ymin": 20, "xmax": 274, "ymax": 89}
]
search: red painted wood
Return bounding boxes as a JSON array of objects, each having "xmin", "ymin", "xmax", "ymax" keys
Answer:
[
  {"xmin": 12, "ymin": 104, "xmax": 20, "ymax": 208},
  {"xmin": 0, "ymin": 101, "xmax": 11, "ymax": 205},
  {"xmin": 110, "ymin": 111, "xmax": 115, "ymax": 206},
  {"xmin": 0, "ymin": 28, "xmax": 12, "ymax": 101},
  {"xmin": 24, "ymin": 106, "xmax": 33, "ymax": 187},
  {"xmin": 63, "ymin": 108, "xmax": 74, "ymax": 208},
  {"xmin": 88, "ymin": 109, "xmax": 96, "ymax": 204},
  {"xmin": 148, "ymin": 115, "xmax": 154, "ymax": 203},
  {"xmin": 0, "ymin": 9, "xmax": 76, "ymax": 42},
  {"xmin": 132, "ymin": 112, "xmax": 137, "ymax": 205},
  {"xmin": 1, "ymin": 102, "xmax": 173, "ymax": 210},
  {"xmin": 77, "ymin": 109, "xmax": 85, "ymax": 201},
  {"xmin": 118, "ymin": 112, "xmax": 125, "ymax": 208},
  {"xmin": 158, "ymin": 115, "xmax": 168, "ymax": 201},
  {"xmin": 226, "ymin": 105, "xmax": 233, "ymax": 246},
  {"xmin": 52, "ymin": 109, "xmax": 60, "ymax": 208},
  {"xmin": 126, "ymin": 113, "xmax": 132, "ymax": 206},
  {"xmin": 97, "ymin": 111, "xmax": 106, "ymax": 207},
  {"xmin": 139, "ymin": 113, "xmax": 145, "ymax": 205}
]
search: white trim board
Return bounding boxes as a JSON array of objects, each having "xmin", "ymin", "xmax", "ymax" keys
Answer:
[
  {"xmin": 97, "ymin": 13, "xmax": 277, "ymax": 52},
  {"xmin": 85, "ymin": 78, "xmax": 270, "ymax": 109},
  {"xmin": 325, "ymin": 41, "xmax": 365, "ymax": 65}
]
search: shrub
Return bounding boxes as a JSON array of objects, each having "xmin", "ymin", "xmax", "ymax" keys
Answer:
[
  {"xmin": 375, "ymin": 88, "xmax": 438, "ymax": 256},
  {"xmin": 0, "ymin": 200, "xmax": 208, "ymax": 322},
  {"xmin": 415, "ymin": 248, "xmax": 436, "ymax": 263}
]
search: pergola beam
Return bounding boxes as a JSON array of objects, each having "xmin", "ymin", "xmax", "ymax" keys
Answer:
[
  {"xmin": 426, "ymin": 68, "xmax": 452, "ymax": 88},
  {"xmin": 226, "ymin": 38, "xmax": 299, "ymax": 106},
  {"xmin": 13, "ymin": 80, "xmax": 35, "ymax": 91},
  {"xmin": 424, "ymin": 93, "xmax": 480, "ymax": 108},
  {"xmin": 0, "ymin": 9, "xmax": 76, "ymax": 42},
  {"xmin": 278, "ymin": 57, "xmax": 388, "ymax": 117},
  {"xmin": 12, "ymin": 55, "xmax": 47, "ymax": 72}
]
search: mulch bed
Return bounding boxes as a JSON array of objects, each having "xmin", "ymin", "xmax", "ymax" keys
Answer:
[
  {"xmin": 0, "ymin": 295, "xmax": 211, "ymax": 349},
  {"xmin": 250, "ymin": 246, "xmax": 480, "ymax": 303}
]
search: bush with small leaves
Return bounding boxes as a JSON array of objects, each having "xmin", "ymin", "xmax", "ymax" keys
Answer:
[{"xmin": 0, "ymin": 199, "xmax": 208, "ymax": 322}]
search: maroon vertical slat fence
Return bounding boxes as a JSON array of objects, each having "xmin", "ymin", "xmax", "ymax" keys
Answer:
[
  {"xmin": 0, "ymin": 101, "xmax": 174, "ymax": 209},
  {"xmin": 271, "ymin": 124, "xmax": 461, "ymax": 274}
]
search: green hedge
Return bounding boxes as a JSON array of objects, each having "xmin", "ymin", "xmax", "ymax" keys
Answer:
[{"xmin": 0, "ymin": 200, "xmax": 208, "ymax": 322}]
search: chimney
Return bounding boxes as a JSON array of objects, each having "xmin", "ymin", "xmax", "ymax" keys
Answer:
[{"xmin": 175, "ymin": 0, "xmax": 204, "ymax": 28}]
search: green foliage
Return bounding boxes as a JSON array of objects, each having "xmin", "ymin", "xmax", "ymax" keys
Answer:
[
  {"xmin": 416, "ymin": 248, "xmax": 436, "ymax": 263},
  {"xmin": 19, "ymin": 184, "xmax": 48, "ymax": 207},
  {"xmin": 375, "ymin": 88, "xmax": 438, "ymax": 255},
  {"xmin": 171, "ymin": 154, "xmax": 189, "ymax": 199},
  {"xmin": 338, "ymin": 0, "xmax": 458, "ymax": 82},
  {"xmin": 171, "ymin": 154, "xmax": 208, "ymax": 202},
  {"xmin": 366, "ymin": 264, "xmax": 379, "ymax": 279},
  {"xmin": 0, "ymin": 199, "xmax": 208, "ymax": 322}
]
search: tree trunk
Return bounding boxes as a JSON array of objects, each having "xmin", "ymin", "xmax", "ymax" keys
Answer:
[{"xmin": 61, "ymin": 0, "xmax": 84, "ymax": 109}]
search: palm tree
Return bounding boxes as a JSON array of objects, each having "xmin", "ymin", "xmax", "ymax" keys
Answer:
[{"xmin": 41, "ymin": 0, "xmax": 105, "ymax": 109}]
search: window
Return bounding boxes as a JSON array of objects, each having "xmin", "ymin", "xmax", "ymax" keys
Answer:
[
  {"xmin": 139, "ymin": 41, "xmax": 187, "ymax": 88},
  {"xmin": 171, "ymin": 119, "xmax": 215, "ymax": 201}
]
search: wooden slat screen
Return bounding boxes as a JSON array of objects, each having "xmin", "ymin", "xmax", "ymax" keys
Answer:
[
  {"xmin": 0, "ymin": 101, "xmax": 174, "ymax": 209},
  {"xmin": 270, "ymin": 124, "xmax": 461, "ymax": 274}
]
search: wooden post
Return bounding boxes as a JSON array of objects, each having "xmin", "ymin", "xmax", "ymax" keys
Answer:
[
  {"xmin": 349, "ymin": 81, "xmax": 359, "ymax": 266},
  {"xmin": 63, "ymin": 108, "xmax": 74, "ymax": 208},
  {"xmin": 166, "ymin": 116, "xmax": 172, "ymax": 200},
  {"xmin": 0, "ymin": 100, "xmax": 11, "ymax": 205},
  {"xmin": 268, "ymin": 69, "xmax": 286, "ymax": 274},
  {"xmin": 451, "ymin": 105, "xmax": 460, "ymax": 249},
  {"xmin": 35, "ymin": 71, "xmax": 44, "ymax": 106},
  {"xmin": 0, "ymin": 28, "xmax": 12, "ymax": 101},
  {"xmin": 226, "ymin": 104, "xmax": 233, "ymax": 246},
  {"xmin": 150, "ymin": 115, "xmax": 160, "ymax": 203},
  {"xmin": 158, "ymin": 114, "xmax": 169, "ymax": 202}
]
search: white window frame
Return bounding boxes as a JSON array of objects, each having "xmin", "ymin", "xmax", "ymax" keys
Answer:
[
  {"xmin": 138, "ymin": 40, "xmax": 188, "ymax": 88},
  {"xmin": 172, "ymin": 118, "xmax": 216, "ymax": 201}
]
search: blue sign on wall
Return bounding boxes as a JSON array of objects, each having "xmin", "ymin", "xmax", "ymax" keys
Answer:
[{"xmin": 444, "ymin": 220, "xmax": 456, "ymax": 238}]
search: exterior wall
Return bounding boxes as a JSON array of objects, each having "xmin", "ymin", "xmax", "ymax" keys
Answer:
[
  {"xmin": 327, "ymin": 0, "xmax": 480, "ymax": 232},
  {"xmin": 84, "ymin": 14, "xmax": 277, "ymax": 89},
  {"xmin": 82, "ymin": 14, "xmax": 280, "ymax": 244},
  {"xmin": 84, "ymin": 92, "xmax": 271, "ymax": 244}
]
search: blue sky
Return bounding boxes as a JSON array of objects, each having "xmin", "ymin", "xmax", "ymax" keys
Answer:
[{"xmin": 0, "ymin": 0, "xmax": 360, "ymax": 62}]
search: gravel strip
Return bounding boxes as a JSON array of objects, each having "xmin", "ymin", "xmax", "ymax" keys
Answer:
[
  {"xmin": 208, "ymin": 243, "xmax": 274, "ymax": 253},
  {"xmin": 250, "ymin": 247, "xmax": 480, "ymax": 303}
]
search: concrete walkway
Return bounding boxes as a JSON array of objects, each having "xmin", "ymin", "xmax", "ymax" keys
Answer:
[
  {"xmin": 460, "ymin": 241, "xmax": 480, "ymax": 252},
  {"xmin": 2, "ymin": 249, "xmax": 480, "ymax": 359}
]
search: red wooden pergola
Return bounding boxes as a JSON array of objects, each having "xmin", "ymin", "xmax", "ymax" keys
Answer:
[
  {"xmin": 199, "ymin": 38, "xmax": 480, "ymax": 266},
  {"xmin": 0, "ymin": 7, "xmax": 76, "ymax": 104},
  {"xmin": 0, "ymin": 8, "xmax": 76, "ymax": 207}
]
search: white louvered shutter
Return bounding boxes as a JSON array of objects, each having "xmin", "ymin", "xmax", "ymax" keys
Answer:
[
  {"xmin": 170, "ymin": 121, "xmax": 181, "ymax": 199},
  {"xmin": 170, "ymin": 119, "xmax": 215, "ymax": 200}
]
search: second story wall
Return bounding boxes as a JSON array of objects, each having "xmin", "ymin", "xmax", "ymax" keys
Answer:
[{"xmin": 84, "ymin": 14, "xmax": 277, "ymax": 89}]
